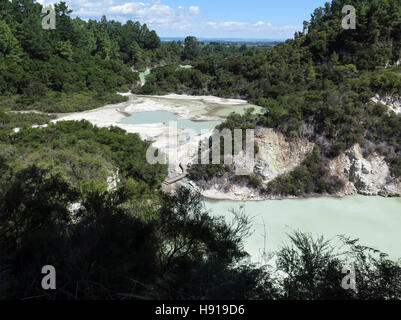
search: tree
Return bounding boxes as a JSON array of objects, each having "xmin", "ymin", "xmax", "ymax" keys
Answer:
[
  {"xmin": 55, "ymin": 40, "xmax": 73, "ymax": 61},
  {"xmin": 183, "ymin": 36, "xmax": 200, "ymax": 60},
  {"xmin": 0, "ymin": 20, "xmax": 22, "ymax": 63},
  {"xmin": 54, "ymin": 1, "xmax": 74, "ymax": 42},
  {"xmin": 144, "ymin": 30, "xmax": 160, "ymax": 50},
  {"xmin": 0, "ymin": 166, "xmax": 78, "ymax": 253}
]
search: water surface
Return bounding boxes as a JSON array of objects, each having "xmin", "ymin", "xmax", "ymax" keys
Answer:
[
  {"xmin": 205, "ymin": 196, "xmax": 401, "ymax": 262},
  {"xmin": 121, "ymin": 110, "xmax": 221, "ymax": 133},
  {"xmin": 118, "ymin": 97, "xmax": 401, "ymax": 263},
  {"xmin": 121, "ymin": 110, "xmax": 178, "ymax": 124},
  {"xmin": 139, "ymin": 70, "xmax": 151, "ymax": 86}
]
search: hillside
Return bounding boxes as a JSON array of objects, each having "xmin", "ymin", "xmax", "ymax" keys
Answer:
[
  {"xmin": 1, "ymin": 0, "xmax": 401, "ymax": 300},
  {"xmin": 185, "ymin": 0, "xmax": 401, "ymax": 197},
  {"xmin": 0, "ymin": 0, "xmax": 185, "ymax": 113}
]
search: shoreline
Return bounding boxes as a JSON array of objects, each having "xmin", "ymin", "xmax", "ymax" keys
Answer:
[
  {"xmin": 183, "ymin": 179, "xmax": 355, "ymax": 202},
  {"xmin": 187, "ymin": 178, "xmax": 401, "ymax": 202},
  {"xmin": 50, "ymin": 93, "xmax": 401, "ymax": 202},
  {"xmin": 200, "ymin": 190, "xmax": 400, "ymax": 203},
  {"xmin": 52, "ymin": 93, "xmax": 257, "ymax": 177},
  {"xmin": 200, "ymin": 191, "xmax": 346, "ymax": 203}
]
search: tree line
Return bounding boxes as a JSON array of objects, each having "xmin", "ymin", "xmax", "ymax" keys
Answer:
[{"xmin": 179, "ymin": 0, "xmax": 401, "ymax": 193}]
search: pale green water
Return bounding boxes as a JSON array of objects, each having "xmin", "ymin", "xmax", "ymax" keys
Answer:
[
  {"xmin": 121, "ymin": 111, "xmax": 178, "ymax": 124},
  {"xmin": 205, "ymin": 196, "xmax": 401, "ymax": 262},
  {"xmin": 120, "ymin": 110, "xmax": 221, "ymax": 133},
  {"xmin": 139, "ymin": 70, "xmax": 151, "ymax": 86},
  {"xmin": 119, "ymin": 97, "xmax": 401, "ymax": 263},
  {"xmin": 132, "ymin": 95, "xmax": 264, "ymax": 119}
]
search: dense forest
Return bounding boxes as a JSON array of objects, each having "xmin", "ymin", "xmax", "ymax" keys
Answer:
[
  {"xmin": 0, "ymin": 0, "xmax": 193, "ymax": 112},
  {"xmin": 1, "ymin": 172, "xmax": 401, "ymax": 299},
  {"xmin": 184, "ymin": 0, "xmax": 401, "ymax": 195},
  {"xmin": 1, "ymin": 0, "xmax": 401, "ymax": 300},
  {"xmin": 0, "ymin": 0, "xmax": 254, "ymax": 112}
]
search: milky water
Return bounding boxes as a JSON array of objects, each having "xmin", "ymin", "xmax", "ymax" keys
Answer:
[
  {"xmin": 120, "ymin": 110, "xmax": 221, "ymax": 133},
  {"xmin": 116, "ymin": 95, "xmax": 401, "ymax": 262},
  {"xmin": 139, "ymin": 70, "xmax": 151, "ymax": 86},
  {"xmin": 131, "ymin": 95, "xmax": 264, "ymax": 118},
  {"xmin": 205, "ymin": 196, "xmax": 401, "ymax": 262},
  {"xmin": 121, "ymin": 110, "xmax": 178, "ymax": 124}
]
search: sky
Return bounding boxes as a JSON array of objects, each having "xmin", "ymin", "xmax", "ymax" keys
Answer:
[{"xmin": 37, "ymin": 0, "xmax": 328, "ymax": 40}]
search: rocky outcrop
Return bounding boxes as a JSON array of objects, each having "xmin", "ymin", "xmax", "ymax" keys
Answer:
[
  {"xmin": 188, "ymin": 129, "xmax": 401, "ymax": 201},
  {"xmin": 254, "ymin": 128, "xmax": 315, "ymax": 182},
  {"xmin": 328, "ymin": 144, "xmax": 401, "ymax": 197},
  {"xmin": 371, "ymin": 93, "xmax": 401, "ymax": 114},
  {"xmin": 189, "ymin": 128, "xmax": 316, "ymax": 201}
]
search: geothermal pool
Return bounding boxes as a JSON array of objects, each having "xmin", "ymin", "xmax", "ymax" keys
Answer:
[
  {"xmin": 120, "ymin": 110, "xmax": 221, "ymax": 133},
  {"xmin": 54, "ymin": 93, "xmax": 401, "ymax": 263},
  {"xmin": 205, "ymin": 195, "xmax": 401, "ymax": 263}
]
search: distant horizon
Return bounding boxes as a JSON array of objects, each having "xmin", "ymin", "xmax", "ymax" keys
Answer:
[
  {"xmin": 37, "ymin": 0, "xmax": 328, "ymax": 39},
  {"xmin": 160, "ymin": 37, "xmax": 285, "ymax": 43}
]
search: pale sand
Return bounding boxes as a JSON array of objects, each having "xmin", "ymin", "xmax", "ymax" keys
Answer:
[
  {"xmin": 147, "ymin": 93, "xmax": 249, "ymax": 105},
  {"xmin": 53, "ymin": 93, "xmax": 255, "ymax": 176}
]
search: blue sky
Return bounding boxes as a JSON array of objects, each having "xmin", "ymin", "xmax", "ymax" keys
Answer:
[{"xmin": 38, "ymin": 0, "xmax": 328, "ymax": 39}]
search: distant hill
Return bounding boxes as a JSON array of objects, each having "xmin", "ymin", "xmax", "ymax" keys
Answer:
[{"xmin": 161, "ymin": 37, "xmax": 283, "ymax": 44}]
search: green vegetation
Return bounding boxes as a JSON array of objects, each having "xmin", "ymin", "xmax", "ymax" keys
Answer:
[
  {"xmin": 188, "ymin": 110, "xmax": 259, "ymax": 183},
  {"xmin": 188, "ymin": 163, "xmax": 231, "ymax": 182},
  {"xmin": 12, "ymin": 87, "xmax": 130, "ymax": 113},
  {"xmin": 183, "ymin": 0, "xmax": 401, "ymax": 192},
  {"xmin": 1, "ymin": 173, "xmax": 400, "ymax": 299},
  {"xmin": 389, "ymin": 156, "xmax": 401, "ymax": 178},
  {"xmin": 0, "ymin": 111, "xmax": 54, "ymax": 136},
  {"xmin": 139, "ymin": 65, "xmax": 209, "ymax": 95},
  {"xmin": 0, "ymin": 0, "xmax": 173, "ymax": 112},
  {"xmin": 0, "ymin": 120, "xmax": 167, "ymax": 196},
  {"xmin": 0, "ymin": 1, "xmax": 274, "ymax": 112},
  {"xmin": 235, "ymin": 174, "xmax": 264, "ymax": 189},
  {"xmin": 0, "ymin": 0, "xmax": 401, "ymax": 300},
  {"xmin": 266, "ymin": 149, "xmax": 344, "ymax": 196}
]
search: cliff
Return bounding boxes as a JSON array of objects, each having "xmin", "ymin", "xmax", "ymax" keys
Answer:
[
  {"xmin": 189, "ymin": 128, "xmax": 401, "ymax": 201},
  {"xmin": 371, "ymin": 93, "xmax": 401, "ymax": 114}
]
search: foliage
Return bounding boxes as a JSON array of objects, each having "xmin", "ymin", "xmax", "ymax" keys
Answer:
[
  {"xmin": 1, "ymin": 0, "xmax": 401, "ymax": 300},
  {"xmin": 0, "ymin": 120, "xmax": 167, "ymax": 195},
  {"xmin": 178, "ymin": 0, "xmax": 401, "ymax": 185},
  {"xmin": 0, "ymin": 1, "xmax": 151, "ymax": 112},
  {"xmin": 0, "ymin": 177, "xmax": 266, "ymax": 299},
  {"xmin": 183, "ymin": 36, "xmax": 200, "ymax": 60},
  {"xmin": 139, "ymin": 65, "xmax": 209, "ymax": 95},
  {"xmin": 266, "ymin": 149, "xmax": 344, "ymax": 196},
  {"xmin": 389, "ymin": 157, "xmax": 401, "ymax": 178},
  {"xmin": 1, "ymin": 171, "xmax": 400, "ymax": 299}
]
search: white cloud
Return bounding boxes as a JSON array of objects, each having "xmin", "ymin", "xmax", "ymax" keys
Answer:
[
  {"xmin": 206, "ymin": 20, "xmax": 297, "ymax": 33},
  {"xmin": 189, "ymin": 6, "xmax": 200, "ymax": 15},
  {"xmin": 208, "ymin": 22, "xmax": 247, "ymax": 28},
  {"xmin": 38, "ymin": 0, "xmax": 300, "ymax": 38},
  {"xmin": 109, "ymin": 2, "xmax": 176, "ymax": 24}
]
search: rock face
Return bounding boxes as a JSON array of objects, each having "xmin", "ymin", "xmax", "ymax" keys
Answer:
[
  {"xmin": 329, "ymin": 144, "xmax": 401, "ymax": 197},
  {"xmin": 371, "ymin": 93, "xmax": 401, "ymax": 114},
  {"xmin": 189, "ymin": 129, "xmax": 401, "ymax": 201},
  {"xmin": 190, "ymin": 127, "xmax": 316, "ymax": 201},
  {"xmin": 254, "ymin": 128, "xmax": 315, "ymax": 182}
]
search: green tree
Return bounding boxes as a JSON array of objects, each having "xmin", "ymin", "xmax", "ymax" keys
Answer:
[
  {"xmin": 0, "ymin": 20, "xmax": 22, "ymax": 63},
  {"xmin": 183, "ymin": 36, "xmax": 200, "ymax": 60}
]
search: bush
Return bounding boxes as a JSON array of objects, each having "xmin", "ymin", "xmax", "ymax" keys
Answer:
[{"xmin": 266, "ymin": 149, "xmax": 344, "ymax": 196}]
